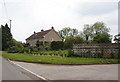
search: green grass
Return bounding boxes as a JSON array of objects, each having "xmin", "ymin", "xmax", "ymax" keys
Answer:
[{"xmin": 2, "ymin": 51, "xmax": 119, "ymax": 65}]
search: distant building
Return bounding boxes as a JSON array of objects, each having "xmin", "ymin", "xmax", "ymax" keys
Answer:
[{"xmin": 26, "ymin": 27, "xmax": 62, "ymax": 46}]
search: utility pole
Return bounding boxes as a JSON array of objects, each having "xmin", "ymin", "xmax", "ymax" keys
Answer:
[{"xmin": 10, "ymin": 19, "xmax": 12, "ymax": 32}]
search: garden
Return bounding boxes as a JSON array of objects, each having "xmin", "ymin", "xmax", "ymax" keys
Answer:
[{"xmin": 1, "ymin": 51, "xmax": 119, "ymax": 65}]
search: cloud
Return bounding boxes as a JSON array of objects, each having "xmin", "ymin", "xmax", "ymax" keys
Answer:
[
  {"xmin": 0, "ymin": 0, "xmax": 118, "ymax": 42},
  {"xmin": 76, "ymin": 2, "xmax": 117, "ymax": 16}
]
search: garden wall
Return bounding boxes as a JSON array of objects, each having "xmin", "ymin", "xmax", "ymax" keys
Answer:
[{"xmin": 73, "ymin": 43, "xmax": 120, "ymax": 58}]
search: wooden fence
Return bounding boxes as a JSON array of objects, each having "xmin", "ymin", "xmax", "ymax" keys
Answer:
[{"xmin": 73, "ymin": 43, "xmax": 120, "ymax": 58}]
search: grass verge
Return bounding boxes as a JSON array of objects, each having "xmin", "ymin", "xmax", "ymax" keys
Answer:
[{"xmin": 2, "ymin": 51, "xmax": 119, "ymax": 65}]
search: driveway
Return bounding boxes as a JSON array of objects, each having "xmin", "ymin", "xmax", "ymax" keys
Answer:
[{"xmin": 12, "ymin": 61, "xmax": 119, "ymax": 80}]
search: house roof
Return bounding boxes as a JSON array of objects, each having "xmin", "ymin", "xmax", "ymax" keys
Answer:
[{"xmin": 26, "ymin": 29, "xmax": 51, "ymax": 40}]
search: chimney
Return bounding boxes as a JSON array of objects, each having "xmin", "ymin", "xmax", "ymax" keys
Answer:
[
  {"xmin": 41, "ymin": 29, "xmax": 44, "ymax": 32},
  {"xmin": 51, "ymin": 26, "xmax": 54, "ymax": 29},
  {"xmin": 34, "ymin": 31, "xmax": 36, "ymax": 34}
]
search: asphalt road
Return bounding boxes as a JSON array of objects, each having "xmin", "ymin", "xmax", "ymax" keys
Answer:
[
  {"xmin": 2, "ymin": 57, "xmax": 43, "ymax": 81},
  {"xmin": 1, "ymin": 56, "xmax": 119, "ymax": 81},
  {"xmin": 14, "ymin": 61, "xmax": 119, "ymax": 80}
]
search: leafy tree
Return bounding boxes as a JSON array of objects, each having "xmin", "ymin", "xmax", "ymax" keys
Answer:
[
  {"xmin": 82, "ymin": 22, "xmax": 110, "ymax": 42},
  {"xmin": 64, "ymin": 37, "xmax": 75, "ymax": 49},
  {"xmin": 83, "ymin": 24, "xmax": 92, "ymax": 41},
  {"xmin": 7, "ymin": 39, "xmax": 24, "ymax": 53},
  {"xmin": 64, "ymin": 36, "xmax": 84, "ymax": 49},
  {"xmin": 58, "ymin": 27, "xmax": 78, "ymax": 40},
  {"xmin": 7, "ymin": 39, "xmax": 23, "ymax": 48},
  {"xmin": 70, "ymin": 28, "xmax": 78, "ymax": 37},
  {"xmin": 114, "ymin": 33, "xmax": 120, "ymax": 43},
  {"xmin": 93, "ymin": 33, "xmax": 112, "ymax": 43},
  {"xmin": 1, "ymin": 24, "xmax": 12, "ymax": 50},
  {"xmin": 92, "ymin": 22, "xmax": 110, "ymax": 34},
  {"xmin": 58, "ymin": 27, "xmax": 71, "ymax": 38},
  {"xmin": 74, "ymin": 37, "xmax": 85, "ymax": 44}
]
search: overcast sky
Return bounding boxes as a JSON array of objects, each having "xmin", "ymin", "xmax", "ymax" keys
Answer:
[{"xmin": 0, "ymin": 0, "xmax": 119, "ymax": 42}]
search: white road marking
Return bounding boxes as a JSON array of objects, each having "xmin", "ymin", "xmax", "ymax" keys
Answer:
[{"xmin": 8, "ymin": 59, "xmax": 47, "ymax": 81}]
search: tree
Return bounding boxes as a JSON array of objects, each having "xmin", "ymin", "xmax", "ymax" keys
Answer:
[
  {"xmin": 92, "ymin": 22, "xmax": 110, "ymax": 34},
  {"xmin": 74, "ymin": 37, "xmax": 85, "ymax": 44},
  {"xmin": 7, "ymin": 39, "xmax": 24, "ymax": 53},
  {"xmin": 82, "ymin": 22, "xmax": 110, "ymax": 43},
  {"xmin": 64, "ymin": 36, "xmax": 75, "ymax": 49},
  {"xmin": 114, "ymin": 33, "xmax": 120, "ymax": 43},
  {"xmin": 93, "ymin": 33, "xmax": 112, "ymax": 43},
  {"xmin": 58, "ymin": 27, "xmax": 78, "ymax": 40},
  {"xmin": 1, "ymin": 24, "xmax": 12, "ymax": 50},
  {"xmin": 83, "ymin": 24, "xmax": 92, "ymax": 41},
  {"xmin": 64, "ymin": 36, "xmax": 85, "ymax": 49},
  {"xmin": 70, "ymin": 28, "xmax": 78, "ymax": 37}
]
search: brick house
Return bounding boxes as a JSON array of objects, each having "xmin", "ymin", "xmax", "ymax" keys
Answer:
[{"xmin": 26, "ymin": 27, "xmax": 62, "ymax": 46}]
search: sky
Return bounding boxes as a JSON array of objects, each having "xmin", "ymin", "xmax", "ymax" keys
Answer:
[{"xmin": 0, "ymin": 0, "xmax": 119, "ymax": 42}]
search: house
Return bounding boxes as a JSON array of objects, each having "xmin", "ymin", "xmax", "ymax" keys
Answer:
[{"xmin": 26, "ymin": 27, "xmax": 62, "ymax": 46}]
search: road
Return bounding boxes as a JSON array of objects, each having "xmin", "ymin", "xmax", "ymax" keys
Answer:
[
  {"xmin": 1, "ymin": 56, "xmax": 119, "ymax": 81},
  {"xmin": 13, "ymin": 61, "xmax": 119, "ymax": 80},
  {"xmin": 2, "ymin": 57, "xmax": 43, "ymax": 81}
]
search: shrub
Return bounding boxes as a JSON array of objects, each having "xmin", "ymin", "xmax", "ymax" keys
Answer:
[
  {"xmin": 23, "ymin": 47, "xmax": 30, "ymax": 53},
  {"xmin": 8, "ymin": 46, "xmax": 24, "ymax": 53},
  {"xmin": 51, "ymin": 41, "xmax": 64, "ymax": 50},
  {"xmin": 67, "ymin": 49, "xmax": 77, "ymax": 57}
]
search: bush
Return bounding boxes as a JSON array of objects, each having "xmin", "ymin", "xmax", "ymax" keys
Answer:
[
  {"xmin": 8, "ymin": 46, "xmax": 24, "ymax": 53},
  {"xmin": 66, "ymin": 50, "xmax": 80, "ymax": 57},
  {"xmin": 23, "ymin": 47, "xmax": 30, "ymax": 53},
  {"xmin": 51, "ymin": 41, "xmax": 64, "ymax": 50}
]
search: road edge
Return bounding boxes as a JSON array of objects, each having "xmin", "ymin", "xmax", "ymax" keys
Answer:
[{"xmin": 8, "ymin": 59, "xmax": 48, "ymax": 81}]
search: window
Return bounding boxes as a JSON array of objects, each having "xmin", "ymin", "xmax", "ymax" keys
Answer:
[{"xmin": 51, "ymin": 38, "xmax": 54, "ymax": 41}]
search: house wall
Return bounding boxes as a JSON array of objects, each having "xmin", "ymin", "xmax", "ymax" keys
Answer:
[
  {"xmin": 26, "ymin": 38, "xmax": 43, "ymax": 46},
  {"xmin": 44, "ymin": 29, "xmax": 62, "ymax": 42},
  {"xmin": 26, "ymin": 29, "xmax": 62, "ymax": 46}
]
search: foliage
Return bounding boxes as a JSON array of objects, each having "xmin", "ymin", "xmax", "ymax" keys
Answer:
[
  {"xmin": 51, "ymin": 41, "xmax": 64, "ymax": 50},
  {"xmin": 1, "ymin": 24, "xmax": 12, "ymax": 50},
  {"xmin": 32, "ymin": 50, "xmax": 69, "ymax": 57},
  {"xmin": 7, "ymin": 39, "xmax": 23, "ymax": 48},
  {"xmin": 114, "ymin": 33, "xmax": 120, "ymax": 43},
  {"xmin": 58, "ymin": 27, "xmax": 78, "ymax": 40},
  {"xmin": 83, "ymin": 24, "xmax": 92, "ymax": 41},
  {"xmin": 92, "ymin": 22, "xmax": 110, "ymax": 34},
  {"xmin": 7, "ymin": 39, "xmax": 24, "ymax": 53},
  {"xmin": 93, "ymin": 33, "xmax": 112, "ymax": 43},
  {"xmin": 82, "ymin": 22, "xmax": 110, "ymax": 42},
  {"xmin": 64, "ymin": 37, "xmax": 75, "ymax": 49},
  {"xmin": 64, "ymin": 36, "xmax": 85, "ymax": 49},
  {"xmin": 74, "ymin": 37, "xmax": 85, "ymax": 44},
  {"xmin": 2, "ymin": 51, "xmax": 119, "ymax": 64},
  {"xmin": 8, "ymin": 46, "xmax": 24, "ymax": 53}
]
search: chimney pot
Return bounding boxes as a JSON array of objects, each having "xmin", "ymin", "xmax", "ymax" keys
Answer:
[
  {"xmin": 41, "ymin": 29, "xmax": 44, "ymax": 31},
  {"xmin": 51, "ymin": 27, "xmax": 54, "ymax": 29}
]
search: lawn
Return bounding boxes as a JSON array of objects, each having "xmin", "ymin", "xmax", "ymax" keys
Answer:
[{"xmin": 1, "ymin": 51, "xmax": 119, "ymax": 65}]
